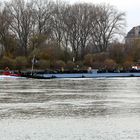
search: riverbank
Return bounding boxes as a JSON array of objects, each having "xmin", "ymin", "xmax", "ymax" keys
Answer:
[{"xmin": 2, "ymin": 68, "xmax": 140, "ymax": 79}]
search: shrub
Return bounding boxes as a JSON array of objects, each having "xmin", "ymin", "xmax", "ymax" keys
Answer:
[
  {"xmin": 93, "ymin": 52, "xmax": 108, "ymax": 62},
  {"xmin": 54, "ymin": 60, "xmax": 65, "ymax": 70},
  {"xmin": 84, "ymin": 54, "xmax": 93, "ymax": 66},
  {"xmin": 109, "ymin": 44, "xmax": 125, "ymax": 64},
  {"xmin": 92, "ymin": 61, "xmax": 104, "ymax": 69},
  {"xmin": 75, "ymin": 61, "xmax": 84, "ymax": 70},
  {"xmin": 123, "ymin": 60, "xmax": 133, "ymax": 70},
  {"xmin": 36, "ymin": 59, "xmax": 50, "ymax": 69},
  {"xmin": 15, "ymin": 56, "xmax": 28, "ymax": 70},
  {"xmin": 0, "ymin": 56, "xmax": 15, "ymax": 69},
  {"xmin": 104, "ymin": 59, "xmax": 117, "ymax": 70},
  {"xmin": 65, "ymin": 61, "xmax": 76, "ymax": 70}
]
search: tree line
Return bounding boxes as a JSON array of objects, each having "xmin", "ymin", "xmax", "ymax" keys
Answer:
[{"xmin": 0, "ymin": 0, "xmax": 138, "ymax": 71}]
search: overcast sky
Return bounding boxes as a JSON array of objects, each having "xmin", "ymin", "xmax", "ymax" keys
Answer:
[{"xmin": 68, "ymin": 0, "xmax": 140, "ymax": 33}]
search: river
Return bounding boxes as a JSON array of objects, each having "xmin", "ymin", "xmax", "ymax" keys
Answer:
[{"xmin": 0, "ymin": 77, "xmax": 140, "ymax": 139}]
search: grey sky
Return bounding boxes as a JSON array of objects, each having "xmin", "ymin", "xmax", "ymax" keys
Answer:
[{"xmin": 68, "ymin": 0, "xmax": 140, "ymax": 33}]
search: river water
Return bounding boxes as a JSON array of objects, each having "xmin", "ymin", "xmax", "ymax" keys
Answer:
[{"xmin": 0, "ymin": 77, "xmax": 140, "ymax": 140}]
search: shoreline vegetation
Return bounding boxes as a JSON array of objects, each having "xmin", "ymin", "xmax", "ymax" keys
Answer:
[{"xmin": 0, "ymin": 0, "xmax": 139, "ymax": 73}]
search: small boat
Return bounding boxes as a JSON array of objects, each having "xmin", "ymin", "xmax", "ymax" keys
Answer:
[
  {"xmin": 1, "ymin": 67, "xmax": 23, "ymax": 79},
  {"xmin": 2, "ymin": 71, "xmax": 22, "ymax": 77}
]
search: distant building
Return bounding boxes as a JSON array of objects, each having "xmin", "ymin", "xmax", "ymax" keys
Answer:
[{"xmin": 125, "ymin": 25, "xmax": 140, "ymax": 46}]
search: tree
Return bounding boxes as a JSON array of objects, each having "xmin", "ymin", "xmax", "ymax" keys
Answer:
[
  {"xmin": 5, "ymin": 0, "xmax": 34, "ymax": 56},
  {"xmin": 51, "ymin": 1, "xmax": 66, "ymax": 49},
  {"xmin": 90, "ymin": 4, "xmax": 125, "ymax": 52},
  {"xmin": 109, "ymin": 43, "xmax": 125, "ymax": 64},
  {"xmin": 0, "ymin": 7, "xmax": 13, "ymax": 56},
  {"xmin": 33, "ymin": 0, "xmax": 53, "ymax": 35},
  {"xmin": 56, "ymin": 4, "xmax": 71, "ymax": 62},
  {"xmin": 77, "ymin": 4, "xmax": 95, "ymax": 59}
]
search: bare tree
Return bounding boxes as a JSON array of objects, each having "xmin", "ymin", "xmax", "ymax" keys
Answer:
[
  {"xmin": 3, "ymin": 0, "xmax": 126, "ymax": 62},
  {"xmin": 77, "ymin": 4, "xmax": 95, "ymax": 59},
  {"xmin": 51, "ymin": 1, "xmax": 67, "ymax": 49},
  {"xmin": 64, "ymin": 4, "xmax": 94, "ymax": 60},
  {"xmin": 5, "ymin": 0, "xmax": 34, "ymax": 56},
  {"xmin": 66, "ymin": 4, "xmax": 81, "ymax": 61},
  {"xmin": 57, "ymin": 4, "xmax": 71, "ymax": 62},
  {"xmin": 30, "ymin": 0, "xmax": 54, "ymax": 50},
  {"xmin": 90, "ymin": 4, "xmax": 125, "ymax": 52},
  {"xmin": 0, "ymin": 7, "xmax": 12, "ymax": 56},
  {"xmin": 34, "ymin": 0, "xmax": 53, "ymax": 35}
]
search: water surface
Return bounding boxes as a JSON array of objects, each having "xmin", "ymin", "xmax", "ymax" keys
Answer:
[{"xmin": 0, "ymin": 77, "xmax": 140, "ymax": 139}]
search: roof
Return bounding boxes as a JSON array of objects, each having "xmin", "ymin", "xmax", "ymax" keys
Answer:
[{"xmin": 126, "ymin": 26, "xmax": 140, "ymax": 38}]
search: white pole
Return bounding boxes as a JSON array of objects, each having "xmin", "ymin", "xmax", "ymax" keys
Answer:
[{"xmin": 31, "ymin": 55, "xmax": 35, "ymax": 75}]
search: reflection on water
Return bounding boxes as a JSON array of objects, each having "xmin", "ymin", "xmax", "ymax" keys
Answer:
[{"xmin": 1, "ymin": 78, "xmax": 140, "ymax": 139}]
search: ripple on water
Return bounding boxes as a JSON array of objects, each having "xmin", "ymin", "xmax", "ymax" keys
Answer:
[{"xmin": 0, "ymin": 78, "xmax": 140, "ymax": 139}]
